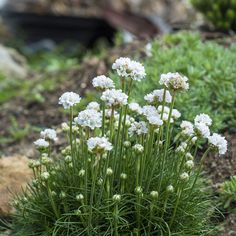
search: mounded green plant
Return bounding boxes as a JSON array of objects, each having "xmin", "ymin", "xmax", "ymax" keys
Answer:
[
  {"xmin": 10, "ymin": 58, "xmax": 227, "ymax": 235},
  {"xmin": 126, "ymin": 32, "xmax": 236, "ymax": 132},
  {"xmin": 191, "ymin": 0, "xmax": 236, "ymax": 30},
  {"xmin": 219, "ymin": 176, "xmax": 236, "ymax": 212}
]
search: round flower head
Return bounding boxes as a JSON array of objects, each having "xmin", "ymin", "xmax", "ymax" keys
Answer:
[
  {"xmin": 142, "ymin": 105, "xmax": 159, "ymax": 117},
  {"xmin": 160, "ymin": 72, "xmax": 189, "ymax": 91},
  {"xmin": 208, "ymin": 133, "xmax": 227, "ymax": 155},
  {"xmin": 58, "ymin": 92, "xmax": 81, "ymax": 109},
  {"xmin": 172, "ymin": 109, "xmax": 181, "ymax": 120},
  {"xmin": 195, "ymin": 122, "xmax": 210, "ymax": 138},
  {"xmin": 128, "ymin": 121, "xmax": 148, "ymax": 136},
  {"xmin": 41, "ymin": 171, "xmax": 50, "ymax": 180},
  {"xmin": 133, "ymin": 144, "xmax": 144, "ymax": 153},
  {"xmin": 40, "ymin": 128, "xmax": 57, "ymax": 141},
  {"xmin": 101, "ymin": 89, "xmax": 128, "ymax": 107},
  {"xmin": 113, "ymin": 194, "xmax": 121, "ymax": 202},
  {"xmin": 194, "ymin": 113, "xmax": 212, "ymax": 127},
  {"xmin": 34, "ymin": 138, "xmax": 49, "ymax": 148},
  {"xmin": 86, "ymin": 101, "xmax": 100, "ymax": 111},
  {"xmin": 92, "ymin": 75, "xmax": 115, "ymax": 90},
  {"xmin": 112, "ymin": 57, "xmax": 146, "ymax": 81},
  {"xmin": 144, "ymin": 89, "xmax": 172, "ymax": 104},
  {"xmin": 180, "ymin": 121, "xmax": 194, "ymax": 137},
  {"xmin": 147, "ymin": 114, "xmax": 163, "ymax": 127},
  {"xmin": 180, "ymin": 172, "xmax": 189, "ymax": 181},
  {"xmin": 75, "ymin": 109, "xmax": 102, "ymax": 130},
  {"xmin": 87, "ymin": 137, "xmax": 113, "ymax": 154},
  {"xmin": 128, "ymin": 102, "xmax": 143, "ymax": 114}
]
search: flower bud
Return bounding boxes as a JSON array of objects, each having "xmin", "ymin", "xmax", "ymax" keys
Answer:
[
  {"xmin": 133, "ymin": 144, "xmax": 144, "ymax": 153},
  {"xmin": 65, "ymin": 155, "xmax": 72, "ymax": 163},
  {"xmin": 180, "ymin": 172, "xmax": 189, "ymax": 182},
  {"xmin": 166, "ymin": 185, "xmax": 174, "ymax": 193},
  {"xmin": 186, "ymin": 152, "xmax": 193, "ymax": 160},
  {"xmin": 106, "ymin": 168, "xmax": 113, "ymax": 176},
  {"xmin": 51, "ymin": 191, "xmax": 57, "ymax": 197},
  {"xmin": 113, "ymin": 194, "xmax": 121, "ymax": 202},
  {"xmin": 68, "ymin": 163, "xmax": 73, "ymax": 168},
  {"xmin": 41, "ymin": 172, "xmax": 50, "ymax": 181},
  {"xmin": 79, "ymin": 169, "xmax": 85, "ymax": 177},
  {"xmin": 124, "ymin": 141, "xmax": 131, "ymax": 148},
  {"xmin": 74, "ymin": 209, "xmax": 81, "ymax": 215},
  {"xmin": 135, "ymin": 186, "xmax": 143, "ymax": 194},
  {"xmin": 59, "ymin": 191, "xmax": 66, "ymax": 199},
  {"xmin": 120, "ymin": 173, "xmax": 127, "ymax": 180},
  {"xmin": 185, "ymin": 160, "xmax": 194, "ymax": 170},
  {"xmin": 76, "ymin": 194, "xmax": 84, "ymax": 201},
  {"xmin": 150, "ymin": 191, "xmax": 159, "ymax": 200},
  {"xmin": 97, "ymin": 178, "xmax": 103, "ymax": 185},
  {"xmin": 61, "ymin": 122, "xmax": 69, "ymax": 131}
]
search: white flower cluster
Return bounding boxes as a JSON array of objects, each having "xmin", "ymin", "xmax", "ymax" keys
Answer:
[
  {"xmin": 144, "ymin": 89, "xmax": 172, "ymax": 104},
  {"xmin": 128, "ymin": 121, "xmax": 148, "ymax": 136},
  {"xmin": 208, "ymin": 133, "xmax": 227, "ymax": 155},
  {"xmin": 160, "ymin": 72, "xmax": 189, "ymax": 91},
  {"xmin": 34, "ymin": 138, "xmax": 49, "ymax": 148},
  {"xmin": 128, "ymin": 102, "xmax": 142, "ymax": 115},
  {"xmin": 40, "ymin": 128, "xmax": 57, "ymax": 141},
  {"xmin": 86, "ymin": 102, "xmax": 100, "ymax": 111},
  {"xmin": 87, "ymin": 137, "xmax": 113, "ymax": 153},
  {"xmin": 75, "ymin": 109, "xmax": 102, "ymax": 130},
  {"xmin": 101, "ymin": 89, "xmax": 128, "ymax": 107},
  {"xmin": 180, "ymin": 121, "xmax": 194, "ymax": 137},
  {"xmin": 59, "ymin": 92, "xmax": 81, "ymax": 109},
  {"xmin": 112, "ymin": 57, "xmax": 146, "ymax": 81},
  {"xmin": 92, "ymin": 75, "xmax": 115, "ymax": 90}
]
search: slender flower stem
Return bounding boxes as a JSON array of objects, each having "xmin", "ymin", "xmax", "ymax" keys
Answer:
[
  {"xmin": 190, "ymin": 147, "xmax": 211, "ymax": 193},
  {"xmin": 114, "ymin": 203, "xmax": 119, "ymax": 236},
  {"xmin": 102, "ymin": 101, "xmax": 105, "ymax": 136},
  {"xmin": 158, "ymin": 92, "xmax": 176, "ymax": 192}
]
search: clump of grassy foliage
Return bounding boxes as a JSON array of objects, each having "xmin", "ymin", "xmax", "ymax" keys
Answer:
[
  {"xmin": 125, "ymin": 32, "xmax": 236, "ymax": 132},
  {"xmin": 10, "ymin": 57, "xmax": 225, "ymax": 236},
  {"xmin": 191, "ymin": 0, "xmax": 236, "ymax": 31}
]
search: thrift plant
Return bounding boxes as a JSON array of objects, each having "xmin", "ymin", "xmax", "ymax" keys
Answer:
[{"xmin": 11, "ymin": 58, "xmax": 227, "ymax": 236}]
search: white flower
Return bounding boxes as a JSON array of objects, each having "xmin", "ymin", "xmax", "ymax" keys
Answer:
[
  {"xmin": 34, "ymin": 138, "xmax": 49, "ymax": 148},
  {"xmin": 112, "ymin": 57, "xmax": 146, "ymax": 81},
  {"xmin": 133, "ymin": 144, "xmax": 144, "ymax": 153},
  {"xmin": 147, "ymin": 114, "xmax": 163, "ymax": 127},
  {"xmin": 87, "ymin": 137, "xmax": 113, "ymax": 153},
  {"xmin": 194, "ymin": 113, "xmax": 212, "ymax": 127},
  {"xmin": 101, "ymin": 89, "xmax": 128, "ymax": 107},
  {"xmin": 180, "ymin": 121, "xmax": 194, "ymax": 137},
  {"xmin": 208, "ymin": 133, "xmax": 227, "ymax": 155},
  {"xmin": 58, "ymin": 92, "xmax": 81, "ymax": 109},
  {"xmin": 75, "ymin": 109, "xmax": 102, "ymax": 130},
  {"xmin": 61, "ymin": 122, "xmax": 69, "ymax": 131},
  {"xmin": 106, "ymin": 168, "xmax": 113, "ymax": 176},
  {"xmin": 144, "ymin": 89, "xmax": 172, "ymax": 104},
  {"xmin": 128, "ymin": 102, "xmax": 142, "ymax": 114},
  {"xmin": 160, "ymin": 72, "xmax": 189, "ymax": 91},
  {"xmin": 40, "ymin": 128, "xmax": 57, "ymax": 141},
  {"xmin": 172, "ymin": 109, "xmax": 181, "ymax": 119},
  {"xmin": 128, "ymin": 121, "xmax": 148, "ymax": 136},
  {"xmin": 142, "ymin": 105, "xmax": 158, "ymax": 117},
  {"xmin": 166, "ymin": 185, "xmax": 174, "ymax": 193},
  {"xmin": 157, "ymin": 105, "xmax": 170, "ymax": 114},
  {"xmin": 195, "ymin": 122, "xmax": 210, "ymax": 138},
  {"xmin": 86, "ymin": 102, "xmax": 100, "ymax": 111},
  {"xmin": 92, "ymin": 75, "xmax": 115, "ymax": 90}
]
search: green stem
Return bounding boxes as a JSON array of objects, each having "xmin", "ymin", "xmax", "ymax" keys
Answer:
[{"xmin": 114, "ymin": 203, "xmax": 119, "ymax": 236}]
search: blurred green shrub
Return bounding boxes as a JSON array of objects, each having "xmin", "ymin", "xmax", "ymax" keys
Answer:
[
  {"xmin": 123, "ymin": 32, "xmax": 236, "ymax": 132},
  {"xmin": 219, "ymin": 176, "xmax": 236, "ymax": 212},
  {"xmin": 191, "ymin": 0, "xmax": 236, "ymax": 31}
]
